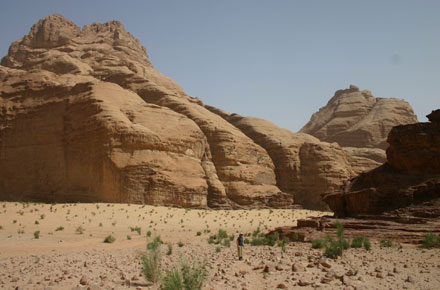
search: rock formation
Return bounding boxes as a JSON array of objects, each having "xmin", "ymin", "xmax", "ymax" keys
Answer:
[
  {"xmin": 323, "ymin": 109, "xmax": 440, "ymax": 217},
  {"xmin": 0, "ymin": 15, "xmax": 385, "ymax": 208},
  {"xmin": 203, "ymin": 109, "xmax": 380, "ymax": 209},
  {"xmin": 300, "ymin": 85, "xmax": 418, "ymax": 163}
]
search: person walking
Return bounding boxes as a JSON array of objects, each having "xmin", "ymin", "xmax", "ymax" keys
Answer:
[{"xmin": 236, "ymin": 233, "xmax": 244, "ymax": 260}]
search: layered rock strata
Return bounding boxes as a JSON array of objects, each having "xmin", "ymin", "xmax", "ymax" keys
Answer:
[
  {"xmin": 269, "ymin": 199, "xmax": 440, "ymax": 244},
  {"xmin": 323, "ymin": 110, "xmax": 440, "ymax": 217}
]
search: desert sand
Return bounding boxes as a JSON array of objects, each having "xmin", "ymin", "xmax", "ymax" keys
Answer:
[{"xmin": 0, "ymin": 202, "xmax": 439, "ymax": 290}]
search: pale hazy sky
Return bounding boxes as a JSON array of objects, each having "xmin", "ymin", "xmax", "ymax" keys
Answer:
[{"xmin": 1, "ymin": 0, "xmax": 439, "ymax": 132}]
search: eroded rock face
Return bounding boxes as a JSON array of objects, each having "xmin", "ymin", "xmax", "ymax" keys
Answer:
[
  {"xmin": 323, "ymin": 110, "xmax": 440, "ymax": 217},
  {"xmin": 202, "ymin": 111, "xmax": 380, "ymax": 209},
  {"xmin": 300, "ymin": 85, "xmax": 418, "ymax": 165},
  {"xmin": 0, "ymin": 14, "xmax": 399, "ymax": 209},
  {"xmin": 0, "ymin": 69, "xmax": 210, "ymax": 206},
  {"xmin": 0, "ymin": 14, "xmax": 294, "ymax": 208}
]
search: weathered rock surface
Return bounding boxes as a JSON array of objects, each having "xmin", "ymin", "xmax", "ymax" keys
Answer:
[
  {"xmin": 271, "ymin": 110, "xmax": 440, "ymax": 244},
  {"xmin": 323, "ymin": 109, "xmax": 440, "ymax": 217},
  {"xmin": 0, "ymin": 14, "xmax": 293, "ymax": 208},
  {"xmin": 270, "ymin": 197, "xmax": 440, "ymax": 244},
  {"xmin": 0, "ymin": 14, "xmax": 402, "ymax": 209},
  {"xmin": 205, "ymin": 112, "xmax": 379, "ymax": 209},
  {"xmin": 300, "ymin": 85, "xmax": 418, "ymax": 163}
]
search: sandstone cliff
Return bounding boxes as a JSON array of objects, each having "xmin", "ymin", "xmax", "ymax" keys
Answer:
[
  {"xmin": 323, "ymin": 110, "xmax": 440, "ymax": 217},
  {"xmin": 300, "ymin": 85, "xmax": 418, "ymax": 163},
  {"xmin": 0, "ymin": 15, "xmax": 381, "ymax": 209}
]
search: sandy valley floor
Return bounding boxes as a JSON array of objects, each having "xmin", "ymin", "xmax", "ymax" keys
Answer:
[{"xmin": 0, "ymin": 202, "xmax": 439, "ymax": 290}]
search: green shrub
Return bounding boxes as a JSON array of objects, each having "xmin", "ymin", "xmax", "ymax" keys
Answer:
[
  {"xmin": 162, "ymin": 268, "xmax": 183, "ymax": 290},
  {"xmin": 222, "ymin": 238, "xmax": 230, "ymax": 247},
  {"xmin": 351, "ymin": 235, "xmax": 364, "ymax": 248},
  {"xmin": 196, "ymin": 231, "xmax": 201, "ymax": 236},
  {"xmin": 147, "ymin": 236, "xmax": 163, "ymax": 250},
  {"xmin": 215, "ymin": 246, "xmax": 221, "ymax": 253},
  {"xmin": 422, "ymin": 232, "xmax": 440, "ymax": 249},
  {"xmin": 146, "ymin": 230, "xmax": 152, "ymax": 237},
  {"xmin": 178, "ymin": 241, "xmax": 184, "ymax": 247},
  {"xmin": 75, "ymin": 226, "xmax": 85, "ymax": 235},
  {"xmin": 311, "ymin": 239, "xmax": 324, "ymax": 249},
  {"xmin": 269, "ymin": 231, "xmax": 280, "ymax": 242},
  {"xmin": 363, "ymin": 237, "xmax": 371, "ymax": 251},
  {"xmin": 380, "ymin": 239, "xmax": 393, "ymax": 247},
  {"xmin": 324, "ymin": 235, "xmax": 342, "ymax": 258},
  {"xmin": 251, "ymin": 237, "xmax": 269, "ymax": 246},
  {"xmin": 161, "ymin": 260, "xmax": 207, "ymax": 290},
  {"xmin": 291, "ymin": 233, "xmax": 299, "ymax": 241},
  {"xmin": 244, "ymin": 238, "xmax": 250, "ymax": 244},
  {"xmin": 217, "ymin": 229, "xmax": 228, "ymax": 240},
  {"xmin": 104, "ymin": 235, "xmax": 116, "ymax": 243},
  {"xmin": 127, "ymin": 235, "xmax": 132, "ymax": 240},
  {"xmin": 34, "ymin": 230, "xmax": 40, "ymax": 239},
  {"xmin": 167, "ymin": 243, "xmax": 173, "ymax": 255},
  {"xmin": 142, "ymin": 246, "xmax": 161, "ymax": 284},
  {"xmin": 342, "ymin": 239, "xmax": 349, "ymax": 250},
  {"xmin": 130, "ymin": 226, "xmax": 142, "ymax": 235},
  {"xmin": 181, "ymin": 261, "xmax": 207, "ymax": 290},
  {"xmin": 55, "ymin": 226, "xmax": 64, "ymax": 231},
  {"xmin": 281, "ymin": 242, "xmax": 286, "ymax": 252}
]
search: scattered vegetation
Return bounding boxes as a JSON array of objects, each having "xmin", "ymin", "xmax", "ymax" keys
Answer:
[
  {"xmin": 55, "ymin": 226, "xmax": 64, "ymax": 231},
  {"xmin": 422, "ymin": 232, "xmax": 440, "ymax": 249},
  {"xmin": 75, "ymin": 226, "xmax": 85, "ymax": 235},
  {"xmin": 350, "ymin": 235, "xmax": 366, "ymax": 248},
  {"xmin": 104, "ymin": 235, "xmax": 116, "ymax": 243},
  {"xmin": 130, "ymin": 226, "xmax": 142, "ymax": 235},
  {"xmin": 167, "ymin": 243, "xmax": 173, "ymax": 255},
  {"xmin": 178, "ymin": 241, "xmax": 184, "ymax": 247},
  {"xmin": 363, "ymin": 237, "xmax": 371, "ymax": 251},
  {"xmin": 147, "ymin": 236, "xmax": 163, "ymax": 250},
  {"xmin": 34, "ymin": 230, "xmax": 40, "ymax": 239},
  {"xmin": 311, "ymin": 239, "xmax": 324, "ymax": 249},
  {"xmin": 162, "ymin": 261, "xmax": 207, "ymax": 290},
  {"xmin": 309, "ymin": 221, "xmax": 347, "ymax": 258},
  {"xmin": 127, "ymin": 235, "xmax": 132, "ymax": 240},
  {"xmin": 162, "ymin": 268, "xmax": 182, "ymax": 290},
  {"xmin": 142, "ymin": 236, "xmax": 162, "ymax": 284},
  {"xmin": 380, "ymin": 239, "xmax": 393, "ymax": 247}
]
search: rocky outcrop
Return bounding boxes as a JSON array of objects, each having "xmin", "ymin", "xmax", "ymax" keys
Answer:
[
  {"xmin": 323, "ymin": 109, "xmax": 440, "ymax": 217},
  {"xmin": 269, "ymin": 199, "xmax": 440, "ymax": 244},
  {"xmin": 300, "ymin": 85, "xmax": 418, "ymax": 164},
  {"xmin": 0, "ymin": 15, "xmax": 391, "ymax": 209},
  {"xmin": 0, "ymin": 14, "xmax": 294, "ymax": 208},
  {"xmin": 201, "ymin": 110, "xmax": 380, "ymax": 209}
]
